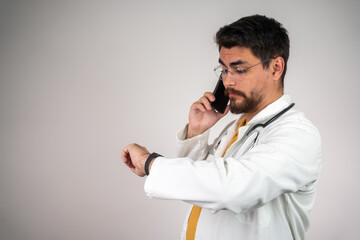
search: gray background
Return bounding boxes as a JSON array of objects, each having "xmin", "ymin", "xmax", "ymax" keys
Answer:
[{"xmin": 1, "ymin": 0, "xmax": 360, "ymax": 239}]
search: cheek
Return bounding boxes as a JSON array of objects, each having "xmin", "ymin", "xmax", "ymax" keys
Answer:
[{"xmin": 253, "ymin": 72, "xmax": 269, "ymax": 89}]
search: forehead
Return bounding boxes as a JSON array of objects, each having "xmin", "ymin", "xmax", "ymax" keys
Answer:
[{"xmin": 219, "ymin": 46, "xmax": 259, "ymax": 64}]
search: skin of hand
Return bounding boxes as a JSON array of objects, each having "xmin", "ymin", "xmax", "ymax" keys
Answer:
[
  {"xmin": 187, "ymin": 92, "xmax": 230, "ymax": 139},
  {"xmin": 122, "ymin": 93, "xmax": 229, "ymax": 176},
  {"xmin": 121, "ymin": 143, "xmax": 152, "ymax": 177}
]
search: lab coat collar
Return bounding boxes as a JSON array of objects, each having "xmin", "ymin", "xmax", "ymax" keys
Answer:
[
  {"xmin": 216, "ymin": 95, "xmax": 292, "ymax": 158},
  {"xmin": 213, "ymin": 95, "xmax": 292, "ymax": 158},
  {"xmin": 236, "ymin": 94, "xmax": 292, "ymax": 126}
]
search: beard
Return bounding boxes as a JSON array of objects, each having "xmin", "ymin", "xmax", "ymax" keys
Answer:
[{"xmin": 225, "ymin": 88, "xmax": 263, "ymax": 114}]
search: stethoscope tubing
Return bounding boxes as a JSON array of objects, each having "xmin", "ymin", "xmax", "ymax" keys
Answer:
[
  {"xmin": 212, "ymin": 103, "xmax": 295, "ymax": 157},
  {"xmin": 230, "ymin": 103, "xmax": 295, "ymax": 157},
  {"xmin": 246, "ymin": 103, "xmax": 295, "ymax": 138}
]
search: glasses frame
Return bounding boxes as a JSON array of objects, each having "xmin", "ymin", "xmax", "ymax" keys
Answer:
[{"xmin": 214, "ymin": 58, "xmax": 272, "ymax": 80}]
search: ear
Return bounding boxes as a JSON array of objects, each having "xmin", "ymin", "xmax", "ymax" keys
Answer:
[{"xmin": 271, "ymin": 56, "xmax": 285, "ymax": 82}]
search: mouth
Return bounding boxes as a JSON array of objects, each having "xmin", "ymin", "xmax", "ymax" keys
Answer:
[
  {"xmin": 228, "ymin": 93, "xmax": 240, "ymax": 98},
  {"xmin": 225, "ymin": 88, "xmax": 246, "ymax": 99}
]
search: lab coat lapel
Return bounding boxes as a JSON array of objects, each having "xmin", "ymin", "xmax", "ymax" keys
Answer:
[
  {"xmin": 247, "ymin": 95, "xmax": 292, "ymax": 125},
  {"xmin": 214, "ymin": 117, "xmax": 249, "ymax": 159},
  {"xmin": 214, "ymin": 127, "xmax": 235, "ymax": 158},
  {"xmin": 217, "ymin": 95, "xmax": 292, "ymax": 159},
  {"xmin": 222, "ymin": 125, "xmax": 250, "ymax": 159}
]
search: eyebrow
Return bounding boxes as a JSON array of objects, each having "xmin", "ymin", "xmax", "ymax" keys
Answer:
[{"xmin": 218, "ymin": 58, "xmax": 249, "ymax": 67}]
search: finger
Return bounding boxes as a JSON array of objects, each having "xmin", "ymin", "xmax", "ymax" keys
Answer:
[
  {"xmin": 130, "ymin": 167, "xmax": 136, "ymax": 174},
  {"xmin": 203, "ymin": 92, "xmax": 215, "ymax": 102},
  {"xmin": 121, "ymin": 146, "xmax": 135, "ymax": 169},
  {"xmin": 121, "ymin": 147, "xmax": 129, "ymax": 163},
  {"xmin": 197, "ymin": 93, "xmax": 215, "ymax": 111},
  {"xmin": 124, "ymin": 155, "xmax": 135, "ymax": 171},
  {"xmin": 123, "ymin": 155, "xmax": 133, "ymax": 168},
  {"xmin": 129, "ymin": 163, "xmax": 135, "ymax": 172},
  {"xmin": 222, "ymin": 105, "xmax": 230, "ymax": 115},
  {"xmin": 216, "ymin": 105, "xmax": 230, "ymax": 118},
  {"xmin": 190, "ymin": 92, "xmax": 215, "ymax": 112},
  {"xmin": 191, "ymin": 101, "xmax": 207, "ymax": 112},
  {"xmin": 199, "ymin": 97, "xmax": 213, "ymax": 111}
]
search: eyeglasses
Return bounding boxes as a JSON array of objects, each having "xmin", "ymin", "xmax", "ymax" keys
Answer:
[{"xmin": 214, "ymin": 58, "xmax": 271, "ymax": 80}]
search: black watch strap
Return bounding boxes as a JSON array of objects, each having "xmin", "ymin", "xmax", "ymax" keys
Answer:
[{"xmin": 145, "ymin": 152, "xmax": 162, "ymax": 175}]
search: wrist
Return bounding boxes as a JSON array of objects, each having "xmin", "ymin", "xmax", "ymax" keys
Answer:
[
  {"xmin": 187, "ymin": 126, "xmax": 202, "ymax": 139},
  {"xmin": 149, "ymin": 158, "xmax": 155, "ymax": 172},
  {"xmin": 144, "ymin": 152, "xmax": 162, "ymax": 175}
]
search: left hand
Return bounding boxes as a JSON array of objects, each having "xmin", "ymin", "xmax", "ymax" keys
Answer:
[{"xmin": 121, "ymin": 143, "xmax": 150, "ymax": 177}]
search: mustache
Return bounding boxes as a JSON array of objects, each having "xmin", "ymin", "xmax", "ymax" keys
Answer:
[{"xmin": 225, "ymin": 88, "xmax": 246, "ymax": 98}]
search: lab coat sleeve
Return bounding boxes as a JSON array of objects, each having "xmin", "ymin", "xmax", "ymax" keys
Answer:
[
  {"xmin": 175, "ymin": 124, "xmax": 211, "ymax": 160},
  {"xmin": 144, "ymin": 120, "xmax": 322, "ymax": 214}
]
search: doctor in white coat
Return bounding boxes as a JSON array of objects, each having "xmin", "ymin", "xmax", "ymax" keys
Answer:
[{"xmin": 122, "ymin": 15, "xmax": 322, "ymax": 240}]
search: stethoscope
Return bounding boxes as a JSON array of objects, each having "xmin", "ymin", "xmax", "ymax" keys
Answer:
[{"xmin": 211, "ymin": 103, "xmax": 295, "ymax": 157}]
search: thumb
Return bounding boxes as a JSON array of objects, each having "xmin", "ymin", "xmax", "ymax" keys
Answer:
[
  {"xmin": 217, "ymin": 105, "xmax": 230, "ymax": 119},
  {"xmin": 223, "ymin": 105, "xmax": 230, "ymax": 115}
]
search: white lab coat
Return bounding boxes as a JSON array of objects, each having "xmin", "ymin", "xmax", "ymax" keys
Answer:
[{"xmin": 144, "ymin": 95, "xmax": 322, "ymax": 240}]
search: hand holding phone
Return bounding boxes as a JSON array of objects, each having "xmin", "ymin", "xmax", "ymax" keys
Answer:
[
  {"xmin": 187, "ymin": 79, "xmax": 229, "ymax": 139},
  {"xmin": 210, "ymin": 78, "xmax": 229, "ymax": 114}
]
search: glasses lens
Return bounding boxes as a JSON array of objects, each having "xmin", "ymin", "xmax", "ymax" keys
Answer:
[{"xmin": 214, "ymin": 66, "xmax": 223, "ymax": 79}]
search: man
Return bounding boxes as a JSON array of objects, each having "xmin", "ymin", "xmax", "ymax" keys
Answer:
[{"xmin": 122, "ymin": 15, "xmax": 321, "ymax": 240}]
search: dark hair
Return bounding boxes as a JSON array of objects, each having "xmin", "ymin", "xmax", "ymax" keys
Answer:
[{"xmin": 215, "ymin": 15, "xmax": 290, "ymax": 87}]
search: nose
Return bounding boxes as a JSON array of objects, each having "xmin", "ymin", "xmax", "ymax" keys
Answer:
[{"xmin": 222, "ymin": 72, "xmax": 236, "ymax": 88}]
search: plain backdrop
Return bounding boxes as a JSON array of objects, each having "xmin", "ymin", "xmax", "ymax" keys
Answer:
[{"xmin": 1, "ymin": 0, "xmax": 360, "ymax": 239}]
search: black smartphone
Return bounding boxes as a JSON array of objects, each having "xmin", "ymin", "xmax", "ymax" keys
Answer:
[{"xmin": 210, "ymin": 78, "xmax": 229, "ymax": 114}]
